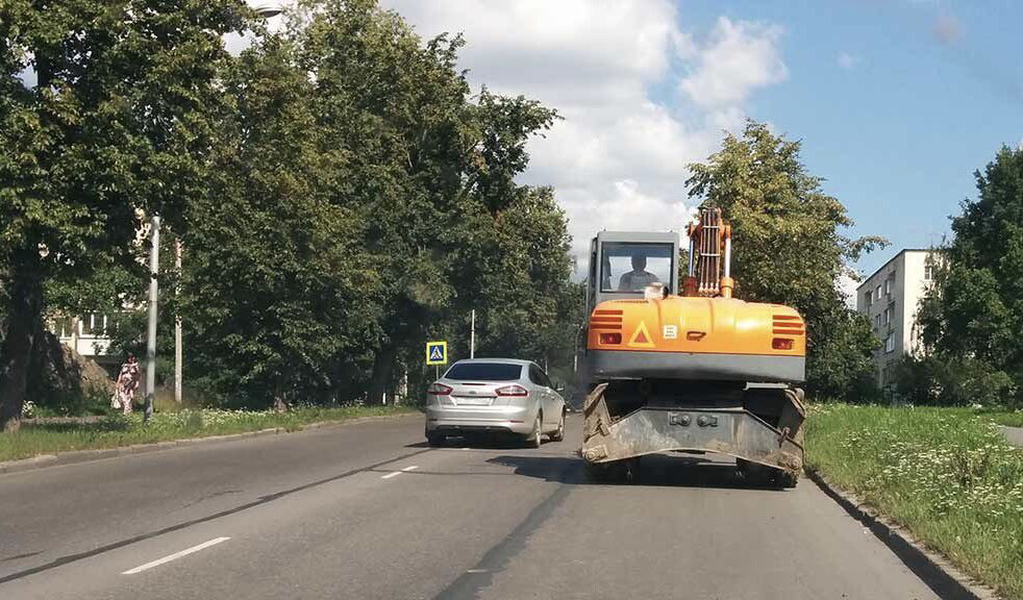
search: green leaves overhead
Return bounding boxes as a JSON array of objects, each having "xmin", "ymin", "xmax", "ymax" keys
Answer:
[
  {"xmin": 0, "ymin": 0, "xmax": 584, "ymax": 413},
  {"xmin": 0, "ymin": 0, "xmax": 251, "ymax": 427},
  {"xmin": 162, "ymin": 0, "xmax": 574, "ymax": 406}
]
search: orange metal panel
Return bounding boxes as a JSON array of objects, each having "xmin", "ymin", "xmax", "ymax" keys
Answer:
[{"xmin": 587, "ymin": 296, "xmax": 806, "ymax": 357}]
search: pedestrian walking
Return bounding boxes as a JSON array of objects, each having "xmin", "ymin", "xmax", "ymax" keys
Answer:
[{"xmin": 111, "ymin": 354, "xmax": 141, "ymax": 415}]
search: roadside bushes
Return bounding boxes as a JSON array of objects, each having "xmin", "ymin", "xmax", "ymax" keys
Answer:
[
  {"xmin": 910, "ymin": 146, "xmax": 1023, "ymax": 409},
  {"xmin": 894, "ymin": 354, "xmax": 1018, "ymax": 409}
]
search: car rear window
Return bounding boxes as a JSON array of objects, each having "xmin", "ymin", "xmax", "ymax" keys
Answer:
[{"xmin": 445, "ymin": 362, "xmax": 522, "ymax": 381}]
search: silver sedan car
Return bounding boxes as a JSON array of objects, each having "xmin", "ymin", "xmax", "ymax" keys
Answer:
[{"xmin": 425, "ymin": 358, "xmax": 567, "ymax": 447}]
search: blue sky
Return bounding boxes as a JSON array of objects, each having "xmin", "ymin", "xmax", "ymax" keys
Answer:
[
  {"xmin": 676, "ymin": 0, "xmax": 1023, "ymax": 275},
  {"xmin": 389, "ymin": 0, "xmax": 1023, "ymax": 284}
]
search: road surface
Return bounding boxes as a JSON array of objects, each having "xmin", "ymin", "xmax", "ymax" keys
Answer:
[
  {"xmin": 1002, "ymin": 425, "xmax": 1023, "ymax": 448},
  {"xmin": 0, "ymin": 414, "xmax": 944, "ymax": 599}
]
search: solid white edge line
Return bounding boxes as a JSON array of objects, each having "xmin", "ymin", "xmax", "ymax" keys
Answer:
[
  {"xmin": 122, "ymin": 537, "xmax": 231, "ymax": 575},
  {"xmin": 401, "ymin": 465, "xmax": 419, "ymax": 472}
]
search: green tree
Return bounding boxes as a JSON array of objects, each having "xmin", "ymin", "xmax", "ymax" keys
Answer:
[
  {"xmin": 915, "ymin": 145, "xmax": 1023, "ymax": 407},
  {"xmin": 686, "ymin": 120, "xmax": 885, "ymax": 399},
  {"xmin": 296, "ymin": 1, "xmax": 564, "ymax": 402},
  {"xmin": 179, "ymin": 33, "xmax": 380, "ymax": 408},
  {"xmin": 0, "ymin": 0, "xmax": 247, "ymax": 430},
  {"xmin": 471, "ymin": 187, "xmax": 575, "ymax": 363}
]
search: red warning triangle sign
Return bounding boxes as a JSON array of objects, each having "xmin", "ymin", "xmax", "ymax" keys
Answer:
[{"xmin": 628, "ymin": 321, "xmax": 655, "ymax": 348}]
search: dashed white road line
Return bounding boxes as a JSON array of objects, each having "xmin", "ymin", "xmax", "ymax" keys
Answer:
[
  {"xmin": 122, "ymin": 537, "xmax": 230, "ymax": 575},
  {"xmin": 381, "ymin": 465, "xmax": 419, "ymax": 479}
]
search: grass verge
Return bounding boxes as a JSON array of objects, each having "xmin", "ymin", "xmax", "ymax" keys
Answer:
[
  {"xmin": 0, "ymin": 405, "xmax": 419, "ymax": 463},
  {"xmin": 989, "ymin": 410, "xmax": 1023, "ymax": 428},
  {"xmin": 806, "ymin": 404, "xmax": 1023, "ymax": 599}
]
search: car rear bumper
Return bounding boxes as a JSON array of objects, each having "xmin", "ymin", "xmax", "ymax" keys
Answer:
[{"xmin": 425, "ymin": 405, "xmax": 534, "ymax": 436}]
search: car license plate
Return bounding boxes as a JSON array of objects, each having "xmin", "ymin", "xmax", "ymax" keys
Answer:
[{"xmin": 454, "ymin": 396, "xmax": 493, "ymax": 406}]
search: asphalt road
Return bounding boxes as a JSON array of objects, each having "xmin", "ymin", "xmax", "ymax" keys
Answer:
[
  {"xmin": 1002, "ymin": 425, "xmax": 1023, "ymax": 448},
  {"xmin": 0, "ymin": 414, "xmax": 944, "ymax": 600}
]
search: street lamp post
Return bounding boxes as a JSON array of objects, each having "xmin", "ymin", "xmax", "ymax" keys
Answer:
[
  {"xmin": 141, "ymin": 2, "xmax": 284, "ymax": 421},
  {"xmin": 144, "ymin": 214, "xmax": 160, "ymax": 422},
  {"xmin": 174, "ymin": 238, "xmax": 182, "ymax": 404}
]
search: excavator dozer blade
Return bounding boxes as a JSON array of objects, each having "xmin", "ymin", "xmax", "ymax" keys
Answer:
[{"xmin": 582, "ymin": 384, "xmax": 805, "ymax": 477}]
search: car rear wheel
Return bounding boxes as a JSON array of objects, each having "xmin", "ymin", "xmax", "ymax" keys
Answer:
[
  {"xmin": 550, "ymin": 409, "xmax": 566, "ymax": 442},
  {"xmin": 524, "ymin": 413, "xmax": 542, "ymax": 449},
  {"xmin": 426, "ymin": 433, "xmax": 446, "ymax": 447}
]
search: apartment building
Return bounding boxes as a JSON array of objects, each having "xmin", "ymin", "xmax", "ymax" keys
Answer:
[
  {"xmin": 855, "ymin": 249, "xmax": 938, "ymax": 390},
  {"xmin": 49, "ymin": 313, "xmax": 117, "ymax": 364}
]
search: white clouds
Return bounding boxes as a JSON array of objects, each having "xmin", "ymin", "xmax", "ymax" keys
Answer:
[
  {"xmin": 679, "ymin": 17, "xmax": 788, "ymax": 112},
  {"xmin": 381, "ymin": 1, "xmax": 787, "ymax": 273},
  {"xmin": 838, "ymin": 272, "xmax": 859, "ymax": 309},
  {"xmin": 837, "ymin": 51, "xmax": 860, "ymax": 70},
  {"xmin": 386, "ymin": 0, "xmax": 685, "ymax": 109}
]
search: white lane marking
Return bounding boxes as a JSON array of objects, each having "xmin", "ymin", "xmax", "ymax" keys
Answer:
[
  {"xmin": 467, "ymin": 569, "xmax": 488, "ymax": 573},
  {"xmin": 122, "ymin": 537, "xmax": 230, "ymax": 575},
  {"xmin": 381, "ymin": 465, "xmax": 419, "ymax": 479}
]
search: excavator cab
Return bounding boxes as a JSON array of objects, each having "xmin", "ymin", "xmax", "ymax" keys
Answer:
[
  {"xmin": 585, "ymin": 231, "xmax": 679, "ymax": 315},
  {"xmin": 569, "ymin": 232, "xmax": 680, "ymax": 411}
]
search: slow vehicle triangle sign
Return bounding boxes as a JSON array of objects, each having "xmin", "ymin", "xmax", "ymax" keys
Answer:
[{"xmin": 628, "ymin": 321, "xmax": 656, "ymax": 348}]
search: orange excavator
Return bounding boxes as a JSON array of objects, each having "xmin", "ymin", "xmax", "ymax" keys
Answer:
[{"xmin": 580, "ymin": 208, "xmax": 806, "ymax": 486}]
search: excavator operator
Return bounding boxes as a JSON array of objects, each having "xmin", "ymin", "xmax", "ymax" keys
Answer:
[{"xmin": 618, "ymin": 253, "xmax": 659, "ymax": 291}]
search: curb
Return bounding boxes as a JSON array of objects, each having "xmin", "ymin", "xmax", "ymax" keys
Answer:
[
  {"xmin": 807, "ymin": 469, "xmax": 1000, "ymax": 600},
  {"xmin": 0, "ymin": 411, "xmax": 420, "ymax": 476}
]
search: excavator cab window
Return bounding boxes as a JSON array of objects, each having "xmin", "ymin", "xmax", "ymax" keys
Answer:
[{"xmin": 600, "ymin": 242, "xmax": 673, "ymax": 293}]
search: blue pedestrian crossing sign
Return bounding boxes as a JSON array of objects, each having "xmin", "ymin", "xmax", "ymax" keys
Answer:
[{"xmin": 426, "ymin": 341, "xmax": 448, "ymax": 366}]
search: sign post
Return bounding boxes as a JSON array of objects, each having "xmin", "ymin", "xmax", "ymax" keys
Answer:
[{"xmin": 426, "ymin": 341, "xmax": 448, "ymax": 380}]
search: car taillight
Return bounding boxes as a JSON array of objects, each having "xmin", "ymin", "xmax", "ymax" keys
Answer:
[
  {"xmin": 495, "ymin": 384, "xmax": 529, "ymax": 397},
  {"xmin": 427, "ymin": 382, "xmax": 452, "ymax": 396},
  {"xmin": 599, "ymin": 332, "xmax": 622, "ymax": 344},
  {"xmin": 772, "ymin": 338, "xmax": 794, "ymax": 350}
]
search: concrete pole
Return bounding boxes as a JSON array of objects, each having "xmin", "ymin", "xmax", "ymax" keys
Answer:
[
  {"xmin": 470, "ymin": 310, "xmax": 475, "ymax": 359},
  {"xmin": 144, "ymin": 214, "xmax": 160, "ymax": 422},
  {"xmin": 174, "ymin": 238, "xmax": 183, "ymax": 404}
]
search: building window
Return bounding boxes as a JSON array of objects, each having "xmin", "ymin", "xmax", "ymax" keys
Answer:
[
  {"xmin": 884, "ymin": 277, "xmax": 892, "ymax": 296},
  {"xmin": 875, "ymin": 314, "xmax": 881, "ymax": 327},
  {"xmin": 875, "ymin": 285, "xmax": 881, "ymax": 300},
  {"xmin": 80, "ymin": 313, "xmax": 108, "ymax": 336},
  {"xmin": 883, "ymin": 307, "xmax": 891, "ymax": 325},
  {"xmin": 865, "ymin": 290, "xmax": 872, "ymax": 306},
  {"xmin": 884, "ymin": 333, "xmax": 896, "ymax": 353},
  {"xmin": 81, "ymin": 314, "xmax": 95, "ymax": 336}
]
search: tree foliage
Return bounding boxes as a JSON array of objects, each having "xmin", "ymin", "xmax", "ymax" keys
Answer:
[
  {"xmin": 912, "ymin": 145, "xmax": 1023, "ymax": 407},
  {"xmin": 686, "ymin": 121, "xmax": 885, "ymax": 400},
  {"xmin": 0, "ymin": 0, "xmax": 586, "ymax": 415},
  {"xmin": 0, "ymin": 0, "xmax": 248, "ymax": 429}
]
